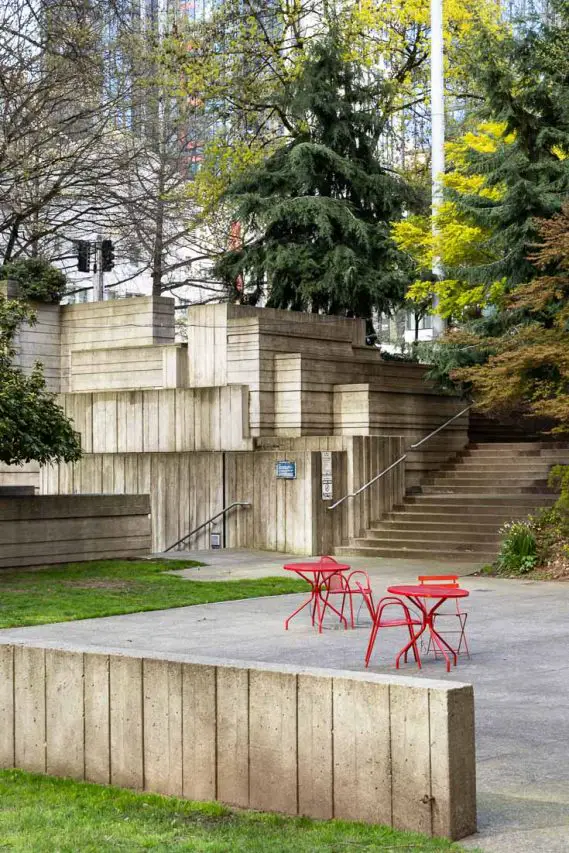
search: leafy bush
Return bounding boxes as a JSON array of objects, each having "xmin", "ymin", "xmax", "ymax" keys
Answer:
[
  {"xmin": 0, "ymin": 258, "xmax": 67, "ymax": 303},
  {"xmin": 496, "ymin": 520, "xmax": 537, "ymax": 574},
  {"xmin": 549, "ymin": 465, "xmax": 569, "ymax": 513}
]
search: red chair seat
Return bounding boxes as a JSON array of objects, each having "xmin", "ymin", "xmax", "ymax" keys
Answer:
[{"xmin": 380, "ymin": 617, "xmax": 422, "ymax": 628}]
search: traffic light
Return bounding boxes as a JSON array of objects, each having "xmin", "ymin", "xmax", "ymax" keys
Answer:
[
  {"xmin": 101, "ymin": 240, "xmax": 115, "ymax": 272},
  {"xmin": 77, "ymin": 240, "xmax": 91, "ymax": 272}
]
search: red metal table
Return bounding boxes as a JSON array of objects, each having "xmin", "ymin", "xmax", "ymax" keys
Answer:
[
  {"xmin": 284, "ymin": 559, "xmax": 351, "ymax": 633},
  {"xmin": 387, "ymin": 584, "xmax": 470, "ymax": 672}
]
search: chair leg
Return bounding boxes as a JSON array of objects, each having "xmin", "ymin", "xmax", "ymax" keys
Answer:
[
  {"xmin": 406, "ymin": 623, "xmax": 422, "ymax": 668},
  {"xmin": 349, "ymin": 592, "xmax": 355, "ymax": 629},
  {"xmin": 457, "ymin": 612, "xmax": 470, "ymax": 657},
  {"xmin": 365, "ymin": 622, "xmax": 380, "ymax": 667}
]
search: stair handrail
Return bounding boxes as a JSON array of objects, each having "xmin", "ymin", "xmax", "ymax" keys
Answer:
[
  {"xmin": 164, "ymin": 501, "xmax": 251, "ymax": 552},
  {"xmin": 327, "ymin": 404, "xmax": 473, "ymax": 511}
]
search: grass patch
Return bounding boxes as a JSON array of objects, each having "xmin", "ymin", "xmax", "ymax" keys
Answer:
[
  {"xmin": 0, "ymin": 560, "xmax": 307, "ymax": 628},
  {"xmin": 0, "ymin": 769, "xmax": 467, "ymax": 852}
]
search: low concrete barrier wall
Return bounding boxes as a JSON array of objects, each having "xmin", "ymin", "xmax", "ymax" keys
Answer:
[
  {"xmin": 0, "ymin": 645, "xmax": 476, "ymax": 840},
  {"xmin": 0, "ymin": 495, "xmax": 151, "ymax": 568}
]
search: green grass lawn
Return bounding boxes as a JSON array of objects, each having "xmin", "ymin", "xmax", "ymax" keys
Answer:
[
  {"xmin": 0, "ymin": 559, "xmax": 307, "ymax": 628},
  {"xmin": 0, "ymin": 769, "xmax": 467, "ymax": 852}
]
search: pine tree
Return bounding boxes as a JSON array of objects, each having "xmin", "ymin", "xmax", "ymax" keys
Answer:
[
  {"xmin": 451, "ymin": 4, "xmax": 569, "ymax": 289},
  {"xmin": 213, "ymin": 32, "xmax": 415, "ymax": 326}
]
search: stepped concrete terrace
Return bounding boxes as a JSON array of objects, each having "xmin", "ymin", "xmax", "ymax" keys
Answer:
[{"xmin": 336, "ymin": 442, "xmax": 569, "ymax": 563}]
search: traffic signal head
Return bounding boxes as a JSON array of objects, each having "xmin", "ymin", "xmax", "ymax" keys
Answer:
[
  {"xmin": 101, "ymin": 240, "xmax": 115, "ymax": 272},
  {"xmin": 77, "ymin": 240, "xmax": 91, "ymax": 272}
]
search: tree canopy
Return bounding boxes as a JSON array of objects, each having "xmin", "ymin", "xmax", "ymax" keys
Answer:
[
  {"xmin": 213, "ymin": 33, "xmax": 417, "ymax": 324},
  {"xmin": 451, "ymin": 205, "xmax": 569, "ymax": 433},
  {"xmin": 394, "ymin": 2, "xmax": 569, "ymax": 321},
  {"xmin": 0, "ymin": 299, "xmax": 81, "ymax": 466}
]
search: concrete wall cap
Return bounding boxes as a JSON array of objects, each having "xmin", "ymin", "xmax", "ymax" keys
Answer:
[{"xmin": 0, "ymin": 640, "xmax": 470, "ymax": 692}]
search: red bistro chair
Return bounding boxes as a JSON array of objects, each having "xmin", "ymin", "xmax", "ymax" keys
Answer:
[
  {"xmin": 418, "ymin": 574, "xmax": 470, "ymax": 657},
  {"xmin": 357, "ymin": 584, "xmax": 423, "ymax": 669},
  {"xmin": 321, "ymin": 568, "xmax": 375, "ymax": 628}
]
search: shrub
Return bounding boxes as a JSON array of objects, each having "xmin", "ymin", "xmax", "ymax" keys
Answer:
[
  {"xmin": 549, "ymin": 465, "xmax": 569, "ymax": 514},
  {"xmin": 497, "ymin": 520, "xmax": 537, "ymax": 574},
  {"xmin": 0, "ymin": 258, "xmax": 67, "ymax": 303}
]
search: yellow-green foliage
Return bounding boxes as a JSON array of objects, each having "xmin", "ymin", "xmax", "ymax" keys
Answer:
[
  {"xmin": 453, "ymin": 204, "xmax": 569, "ymax": 434},
  {"xmin": 392, "ymin": 122, "xmax": 514, "ymax": 319},
  {"xmin": 166, "ymin": 0, "xmax": 506, "ymax": 227}
]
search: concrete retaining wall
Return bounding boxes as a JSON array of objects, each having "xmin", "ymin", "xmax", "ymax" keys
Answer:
[
  {"xmin": 0, "ymin": 495, "xmax": 151, "ymax": 568},
  {"xmin": 0, "ymin": 645, "xmax": 476, "ymax": 840},
  {"xmin": 41, "ymin": 437, "xmax": 405, "ymax": 554}
]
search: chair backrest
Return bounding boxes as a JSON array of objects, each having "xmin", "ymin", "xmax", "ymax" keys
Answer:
[
  {"xmin": 326, "ymin": 572, "xmax": 346, "ymax": 591},
  {"xmin": 418, "ymin": 574, "xmax": 460, "ymax": 587},
  {"xmin": 355, "ymin": 581, "xmax": 376, "ymax": 618},
  {"xmin": 346, "ymin": 569, "xmax": 371, "ymax": 592}
]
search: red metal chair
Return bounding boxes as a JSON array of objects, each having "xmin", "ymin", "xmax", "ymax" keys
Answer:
[
  {"xmin": 358, "ymin": 584, "xmax": 423, "ymax": 669},
  {"xmin": 418, "ymin": 574, "xmax": 470, "ymax": 657},
  {"xmin": 321, "ymin": 568, "xmax": 375, "ymax": 628}
]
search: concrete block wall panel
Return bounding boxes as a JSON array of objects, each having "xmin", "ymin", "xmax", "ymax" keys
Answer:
[
  {"xmin": 0, "ymin": 647, "xmax": 477, "ymax": 841},
  {"xmin": 58, "ymin": 387, "xmax": 253, "ymax": 456},
  {"xmin": 0, "ymin": 494, "xmax": 151, "ymax": 569},
  {"xmin": 70, "ymin": 345, "xmax": 171, "ymax": 392},
  {"xmin": 0, "ymin": 462, "xmax": 40, "ymax": 490},
  {"xmin": 223, "ymin": 450, "xmax": 320, "ymax": 554},
  {"xmin": 60, "ymin": 297, "xmax": 175, "ymax": 391},
  {"xmin": 334, "ymin": 385, "xmax": 469, "ymax": 488},
  {"xmin": 187, "ymin": 304, "xmax": 229, "ymax": 388},
  {"xmin": 13, "ymin": 303, "xmax": 62, "ymax": 392},
  {"xmin": 41, "ymin": 453, "xmax": 223, "ymax": 553}
]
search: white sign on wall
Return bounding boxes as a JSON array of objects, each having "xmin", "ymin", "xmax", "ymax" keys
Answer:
[{"xmin": 321, "ymin": 451, "xmax": 333, "ymax": 501}]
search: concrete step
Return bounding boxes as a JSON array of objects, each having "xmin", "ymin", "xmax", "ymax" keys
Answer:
[
  {"xmin": 468, "ymin": 442, "xmax": 556, "ymax": 450},
  {"xmin": 335, "ymin": 545, "xmax": 496, "ymax": 562},
  {"xmin": 385, "ymin": 514, "xmax": 532, "ymax": 528},
  {"xmin": 532, "ymin": 452, "xmax": 569, "ymax": 460},
  {"xmin": 355, "ymin": 534, "xmax": 498, "ymax": 551},
  {"xmin": 404, "ymin": 497, "xmax": 554, "ymax": 510},
  {"xmin": 364, "ymin": 528, "xmax": 501, "ymax": 543},
  {"xmin": 426, "ymin": 476, "xmax": 549, "ymax": 487},
  {"xmin": 369, "ymin": 513, "xmax": 502, "ymax": 533},
  {"xmin": 420, "ymin": 484, "xmax": 554, "ymax": 495},
  {"xmin": 443, "ymin": 460, "xmax": 553, "ymax": 469}
]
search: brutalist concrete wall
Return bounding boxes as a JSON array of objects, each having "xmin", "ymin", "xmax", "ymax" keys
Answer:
[
  {"xmin": 0, "ymin": 646, "xmax": 476, "ymax": 840},
  {"xmin": 0, "ymin": 494, "xmax": 151, "ymax": 568}
]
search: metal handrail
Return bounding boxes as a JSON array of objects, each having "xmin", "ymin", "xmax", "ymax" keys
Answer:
[
  {"xmin": 327, "ymin": 404, "xmax": 473, "ymax": 511},
  {"xmin": 164, "ymin": 501, "xmax": 251, "ymax": 552}
]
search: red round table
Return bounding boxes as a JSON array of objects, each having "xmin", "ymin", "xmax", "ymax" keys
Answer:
[
  {"xmin": 387, "ymin": 584, "xmax": 470, "ymax": 672},
  {"xmin": 284, "ymin": 559, "xmax": 351, "ymax": 633}
]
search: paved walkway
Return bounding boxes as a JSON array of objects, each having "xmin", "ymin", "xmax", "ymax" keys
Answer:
[
  {"xmin": 2, "ymin": 552, "xmax": 569, "ymax": 852},
  {"xmin": 161, "ymin": 548, "xmax": 484, "ymax": 582}
]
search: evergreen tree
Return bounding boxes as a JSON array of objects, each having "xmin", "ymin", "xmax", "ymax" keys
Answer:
[
  {"xmin": 452, "ymin": 3, "xmax": 569, "ymax": 289},
  {"xmin": 213, "ymin": 32, "xmax": 416, "ymax": 326}
]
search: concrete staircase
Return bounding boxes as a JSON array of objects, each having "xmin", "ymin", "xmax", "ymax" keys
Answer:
[{"xmin": 336, "ymin": 442, "xmax": 569, "ymax": 563}]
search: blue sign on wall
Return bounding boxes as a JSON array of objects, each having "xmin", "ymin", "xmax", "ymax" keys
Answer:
[{"xmin": 275, "ymin": 460, "xmax": 297, "ymax": 480}]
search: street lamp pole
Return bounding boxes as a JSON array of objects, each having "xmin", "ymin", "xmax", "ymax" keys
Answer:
[{"xmin": 430, "ymin": 0, "xmax": 446, "ymax": 337}]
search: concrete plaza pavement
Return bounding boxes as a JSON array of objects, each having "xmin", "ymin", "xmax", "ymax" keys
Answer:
[{"xmin": 1, "ymin": 552, "xmax": 569, "ymax": 852}]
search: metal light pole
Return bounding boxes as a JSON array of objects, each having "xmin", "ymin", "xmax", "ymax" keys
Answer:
[{"xmin": 430, "ymin": 0, "xmax": 446, "ymax": 337}]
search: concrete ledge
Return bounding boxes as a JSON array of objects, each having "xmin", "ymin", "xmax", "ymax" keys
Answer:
[{"xmin": 0, "ymin": 643, "xmax": 476, "ymax": 839}]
